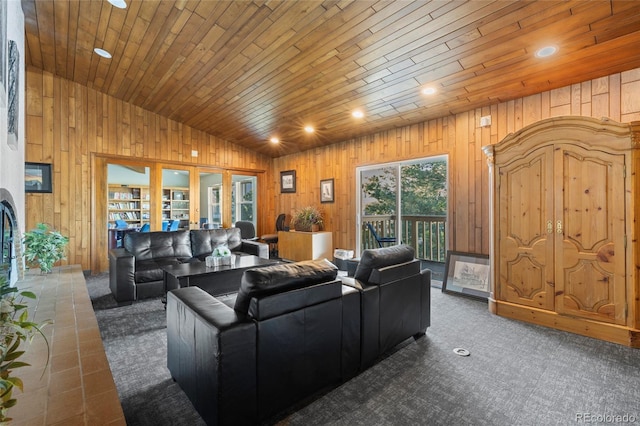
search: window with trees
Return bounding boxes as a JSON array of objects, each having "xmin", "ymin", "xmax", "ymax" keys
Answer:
[{"xmin": 358, "ymin": 156, "xmax": 447, "ymax": 261}]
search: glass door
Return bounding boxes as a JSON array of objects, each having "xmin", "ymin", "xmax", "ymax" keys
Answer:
[
  {"xmin": 107, "ymin": 163, "xmax": 151, "ymax": 248},
  {"xmin": 357, "ymin": 156, "xmax": 448, "ymax": 261},
  {"xmin": 199, "ymin": 171, "xmax": 223, "ymax": 229},
  {"xmin": 162, "ymin": 168, "xmax": 191, "ymax": 230},
  {"xmin": 231, "ymin": 174, "xmax": 257, "ymax": 227},
  {"xmin": 399, "ymin": 159, "xmax": 448, "ymax": 262},
  {"xmin": 107, "ymin": 164, "xmax": 151, "ymax": 229},
  {"xmin": 358, "ymin": 166, "xmax": 398, "ymax": 251}
]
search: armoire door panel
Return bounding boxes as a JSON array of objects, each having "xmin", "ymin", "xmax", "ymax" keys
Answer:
[
  {"xmin": 561, "ymin": 151, "xmax": 613, "ymax": 251},
  {"xmin": 501, "ymin": 155, "xmax": 547, "ymax": 246},
  {"xmin": 502, "ymin": 252, "xmax": 549, "ymax": 307},
  {"xmin": 561, "ymin": 256, "xmax": 617, "ymax": 322},
  {"xmin": 555, "ymin": 147, "xmax": 626, "ymax": 325},
  {"xmin": 498, "ymin": 147, "xmax": 555, "ymax": 310}
]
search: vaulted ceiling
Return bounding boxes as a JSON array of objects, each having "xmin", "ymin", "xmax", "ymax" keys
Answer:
[{"xmin": 22, "ymin": 0, "xmax": 640, "ymax": 157}]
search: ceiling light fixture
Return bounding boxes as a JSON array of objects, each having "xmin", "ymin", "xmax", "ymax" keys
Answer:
[
  {"xmin": 94, "ymin": 48, "xmax": 112, "ymax": 59},
  {"xmin": 352, "ymin": 110, "xmax": 364, "ymax": 118},
  {"xmin": 270, "ymin": 137, "xmax": 279, "ymax": 144},
  {"xmin": 421, "ymin": 87, "xmax": 437, "ymax": 95},
  {"xmin": 304, "ymin": 125, "xmax": 314, "ymax": 134},
  {"xmin": 535, "ymin": 46, "xmax": 558, "ymax": 58},
  {"xmin": 107, "ymin": 0, "xmax": 127, "ymax": 9}
]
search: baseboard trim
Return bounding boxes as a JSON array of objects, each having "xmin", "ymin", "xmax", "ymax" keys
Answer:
[{"xmin": 493, "ymin": 300, "xmax": 640, "ymax": 348}]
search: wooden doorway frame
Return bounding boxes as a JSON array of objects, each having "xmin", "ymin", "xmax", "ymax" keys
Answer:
[{"xmin": 90, "ymin": 154, "xmax": 265, "ymax": 274}]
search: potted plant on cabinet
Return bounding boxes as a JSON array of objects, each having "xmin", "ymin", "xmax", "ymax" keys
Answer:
[
  {"xmin": 292, "ymin": 206, "xmax": 324, "ymax": 232},
  {"xmin": 23, "ymin": 223, "xmax": 69, "ymax": 273}
]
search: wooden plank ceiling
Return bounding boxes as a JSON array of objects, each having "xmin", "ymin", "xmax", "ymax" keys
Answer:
[{"xmin": 22, "ymin": 0, "xmax": 640, "ymax": 157}]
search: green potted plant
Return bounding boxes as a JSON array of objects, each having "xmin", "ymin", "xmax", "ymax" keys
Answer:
[
  {"xmin": 23, "ymin": 223, "xmax": 69, "ymax": 273},
  {"xmin": 292, "ymin": 206, "xmax": 324, "ymax": 232},
  {"xmin": 0, "ymin": 275, "xmax": 50, "ymax": 422}
]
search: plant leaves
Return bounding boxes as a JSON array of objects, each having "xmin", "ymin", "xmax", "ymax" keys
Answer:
[{"xmin": 18, "ymin": 291, "xmax": 36, "ymax": 300}]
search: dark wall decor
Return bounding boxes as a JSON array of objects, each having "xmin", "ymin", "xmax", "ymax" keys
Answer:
[
  {"xmin": 320, "ymin": 178, "xmax": 334, "ymax": 203},
  {"xmin": 280, "ymin": 170, "xmax": 296, "ymax": 193},
  {"xmin": 25, "ymin": 162, "xmax": 53, "ymax": 193},
  {"xmin": 7, "ymin": 39, "xmax": 18, "ymax": 148}
]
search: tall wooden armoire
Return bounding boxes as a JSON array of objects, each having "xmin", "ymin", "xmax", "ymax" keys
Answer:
[{"xmin": 483, "ymin": 116, "xmax": 640, "ymax": 347}]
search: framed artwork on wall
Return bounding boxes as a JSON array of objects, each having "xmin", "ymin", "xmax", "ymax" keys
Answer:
[
  {"xmin": 320, "ymin": 178, "xmax": 334, "ymax": 203},
  {"xmin": 25, "ymin": 162, "xmax": 53, "ymax": 193},
  {"xmin": 7, "ymin": 39, "xmax": 19, "ymax": 148},
  {"xmin": 442, "ymin": 250, "xmax": 490, "ymax": 300},
  {"xmin": 280, "ymin": 170, "xmax": 296, "ymax": 193}
]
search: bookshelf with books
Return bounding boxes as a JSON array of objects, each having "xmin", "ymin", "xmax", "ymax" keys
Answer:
[
  {"xmin": 162, "ymin": 187, "xmax": 190, "ymax": 228},
  {"xmin": 108, "ymin": 185, "xmax": 150, "ymax": 227}
]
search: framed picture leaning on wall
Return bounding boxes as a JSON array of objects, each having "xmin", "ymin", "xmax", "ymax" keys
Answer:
[{"xmin": 442, "ymin": 250, "xmax": 490, "ymax": 300}]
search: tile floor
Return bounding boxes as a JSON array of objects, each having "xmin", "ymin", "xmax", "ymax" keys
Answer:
[{"xmin": 9, "ymin": 265, "xmax": 125, "ymax": 425}]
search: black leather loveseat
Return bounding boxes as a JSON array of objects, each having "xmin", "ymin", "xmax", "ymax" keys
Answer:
[
  {"xmin": 167, "ymin": 245, "xmax": 430, "ymax": 425},
  {"xmin": 341, "ymin": 244, "xmax": 431, "ymax": 369},
  {"xmin": 109, "ymin": 227, "xmax": 268, "ymax": 303}
]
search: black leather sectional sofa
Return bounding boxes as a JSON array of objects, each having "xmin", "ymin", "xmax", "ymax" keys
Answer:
[
  {"xmin": 167, "ymin": 244, "xmax": 431, "ymax": 425},
  {"xmin": 108, "ymin": 228, "xmax": 268, "ymax": 303}
]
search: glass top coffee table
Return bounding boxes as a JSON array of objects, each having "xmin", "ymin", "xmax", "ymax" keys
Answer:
[{"xmin": 162, "ymin": 254, "xmax": 280, "ymax": 299}]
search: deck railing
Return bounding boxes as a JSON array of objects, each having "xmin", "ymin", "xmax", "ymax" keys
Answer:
[{"xmin": 362, "ymin": 215, "xmax": 447, "ymax": 262}]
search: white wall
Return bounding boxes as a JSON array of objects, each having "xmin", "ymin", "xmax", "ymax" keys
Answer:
[
  {"xmin": 0, "ymin": 0, "xmax": 25, "ymax": 234},
  {"xmin": 0, "ymin": 0, "xmax": 25, "ymax": 282},
  {"xmin": 107, "ymin": 164, "xmax": 151, "ymax": 185}
]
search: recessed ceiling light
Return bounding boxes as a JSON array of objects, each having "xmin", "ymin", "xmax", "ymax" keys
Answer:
[
  {"xmin": 108, "ymin": 0, "xmax": 127, "ymax": 9},
  {"xmin": 304, "ymin": 125, "xmax": 314, "ymax": 134},
  {"xmin": 535, "ymin": 46, "xmax": 557, "ymax": 58},
  {"xmin": 352, "ymin": 110, "xmax": 364, "ymax": 119},
  {"xmin": 422, "ymin": 87, "xmax": 437, "ymax": 95},
  {"xmin": 94, "ymin": 48, "xmax": 112, "ymax": 59},
  {"xmin": 270, "ymin": 137, "xmax": 279, "ymax": 144}
]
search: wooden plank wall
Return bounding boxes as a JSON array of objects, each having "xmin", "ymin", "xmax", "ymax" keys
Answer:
[
  {"xmin": 272, "ymin": 68, "xmax": 640, "ymax": 256},
  {"xmin": 25, "ymin": 67, "xmax": 640, "ymax": 273},
  {"xmin": 25, "ymin": 68, "xmax": 273, "ymax": 273}
]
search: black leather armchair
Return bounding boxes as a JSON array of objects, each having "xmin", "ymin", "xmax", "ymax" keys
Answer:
[
  {"xmin": 167, "ymin": 259, "xmax": 361, "ymax": 425},
  {"xmin": 342, "ymin": 244, "xmax": 431, "ymax": 369}
]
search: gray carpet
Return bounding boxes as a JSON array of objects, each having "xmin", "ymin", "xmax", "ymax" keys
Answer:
[
  {"xmin": 87, "ymin": 273, "xmax": 640, "ymax": 426},
  {"xmin": 87, "ymin": 274, "xmax": 205, "ymax": 426}
]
